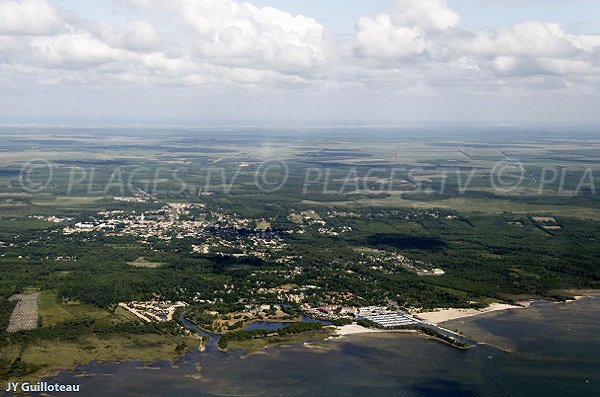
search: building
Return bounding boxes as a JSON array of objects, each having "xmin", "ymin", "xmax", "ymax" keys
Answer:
[{"xmin": 360, "ymin": 312, "xmax": 421, "ymax": 329}]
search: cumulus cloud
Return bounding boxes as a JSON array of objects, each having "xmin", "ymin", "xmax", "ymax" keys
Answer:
[
  {"xmin": 27, "ymin": 33, "xmax": 125, "ymax": 68},
  {"xmin": 453, "ymin": 22, "xmax": 600, "ymax": 77},
  {"xmin": 175, "ymin": 0, "xmax": 328, "ymax": 72},
  {"xmin": 354, "ymin": 0, "xmax": 458, "ymax": 60},
  {"xmin": 0, "ymin": 0, "xmax": 599, "ymax": 94},
  {"xmin": 0, "ymin": 0, "xmax": 62, "ymax": 35},
  {"xmin": 352, "ymin": 0, "xmax": 600, "ymax": 90},
  {"xmin": 0, "ymin": 0, "xmax": 329, "ymax": 86},
  {"xmin": 124, "ymin": 20, "xmax": 162, "ymax": 51},
  {"xmin": 458, "ymin": 22, "xmax": 576, "ymax": 58},
  {"xmin": 389, "ymin": 0, "xmax": 459, "ymax": 31},
  {"xmin": 354, "ymin": 15, "xmax": 426, "ymax": 59}
]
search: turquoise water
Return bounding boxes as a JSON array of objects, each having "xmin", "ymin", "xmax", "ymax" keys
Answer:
[{"xmin": 43, "ymin": 297, "xmax": 599, "ymax": 396}]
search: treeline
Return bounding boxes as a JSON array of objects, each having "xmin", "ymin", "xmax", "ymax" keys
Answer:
[
  {"xmin": 0, "ymin": 299, "xmax": 16, "ymax": 332},
  {"xmin": 0, "ymin": 317, "xmax": 161, "ymax": 347},
  {"xmin": 185, "ymin": 306, "xmax": 217, "ymax": 328},
  {"xmin": 218, "ymin": 322, "xmax": 323, "ymax": 349}
]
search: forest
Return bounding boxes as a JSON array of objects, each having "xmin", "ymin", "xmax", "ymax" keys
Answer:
[{"xmin": 1, "ymin": 128, "xmax": 600, "ymax": 381}]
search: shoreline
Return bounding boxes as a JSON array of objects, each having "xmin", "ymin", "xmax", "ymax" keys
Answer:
[
  {"xmin": 413, "ymin": 302, "xmax": 528, "ymax": 324},
  {"xmin": 16, "ymin": 293, "xmax": 600, "ymax": 385},
  {"xmin": 414, "ymin": 290, "xmax": 600, "ymax": 325},
  {"xmin": 30, "ymin": 291, "xmax": 600, "ymax": 386},
  {"xmin": 335, "ymin": 323, "xmax": 396, "ymax": 336},
  {"xmin": 567, "ymin": 289, "xmax": 600, "ymax": 301},
  {"xmin": 333, "ymin": 324, "xmax": 419, "ymax": 337}
]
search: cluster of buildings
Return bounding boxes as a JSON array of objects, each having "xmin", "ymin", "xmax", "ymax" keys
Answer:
[
  {"xmin": 191, "ymin": 231, "xmax": 285, "ymax": 259},
  {"xmin": 118, "ymin": 300, "xmax": 187, "ymax": 322},
  {"xmin": 360, "ymin": 311, "xmax": 421, "ymax": 328},
  {"xmin": 288, "ymin": 210, "xmax": 354, "ymax": 236},
  {"xmin": 38, "ymin": 216, "xmax": 72, "ymax": 223},
  {"xmin": 358, "ymin": 249, "xmax": 445, "ymax": 277},
  {"xmin": 317, "ymin": 226, "xmax": 353, "ymax": 236},
  {"xmin": 319, "ymin": 305, "xmax": 358, "ymax": 316},
  {"xmin": 301, "ymin": 303, "xmax": 423, "ymax": 329},
  {"xmin": 60, "ymin": 202, "xmax": 287, "ymax": 261},
  {"xmin": 64, "ymin": 203, "xmax": 207, "ymax": 238}
]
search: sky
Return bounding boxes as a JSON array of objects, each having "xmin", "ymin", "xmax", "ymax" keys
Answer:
[{"xmin": 1, "ymin": 0, "xmax": 600, "ymax": 126}]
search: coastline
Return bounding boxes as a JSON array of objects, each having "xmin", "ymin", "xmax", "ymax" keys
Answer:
[
  {"xmin": 335, "ymin": 323, "xmax": 386, "ymax": 336},
  {"xmin": 413, "ymin": 303, "xmax": 528, "ymax": 324},
  {"xmin": 566, "ymin": 289, "xmax": 600, "ymax": 301},
  {"xmin": 28, "ymin": 295, "xmax": 600, "ymax": 397},
  {"xmin": 413, "ymin": 290, "xmax": 600, "ymax": 325},
  {"xmin": 21, "ymin": 294, "xmax": 599, "ymax": 388},
  {"xmin": 3, "ymin": 332, "xmax": 205, "ymax": 385}
]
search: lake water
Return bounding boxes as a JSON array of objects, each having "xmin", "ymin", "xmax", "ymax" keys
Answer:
[
  {"xmin": 40, "ymin": 297, "xmax": 599, "ymax": 397},
  {"xmin": 244, "ymin": 315, "xmax": 332, "ymax": 331}
]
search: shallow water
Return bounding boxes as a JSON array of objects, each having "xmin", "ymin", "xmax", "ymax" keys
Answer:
[
  {"xmin": 244, "ymin": 315, "xmax": 332, "ymax": 331},
  {"xmin": 40, "ymin": 297, "xmax": 599, "ymax": 397}
]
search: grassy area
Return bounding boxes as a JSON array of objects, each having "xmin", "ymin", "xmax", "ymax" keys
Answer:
[
  {"xmin": 3, "ymin": 333, "xmax": 201, "ymax": 381},
  {"xmin": 3, "ymin": 290, "xmax": 204, "ymax": 383},
  {"xmin": 225, "ymin": 328, "xmax": 335, "ymax": 353},
  {"xmin": 22, "ymin": 334, "xmax": 194, "ymax": 366},
  {"xmin": 38, "ymin": 291, "xmax": 115, "ymax": 327}
]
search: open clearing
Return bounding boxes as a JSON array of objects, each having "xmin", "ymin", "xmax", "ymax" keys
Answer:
[
  {"xmin": 127, "ymin": 257, "xmax": 164, "ymax": 268},
  {"xmin": 38, "ymin": 290, "xmax": 120, "ymax": 327}
]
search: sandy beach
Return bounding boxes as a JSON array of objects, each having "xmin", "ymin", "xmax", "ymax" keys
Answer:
[
  {"xmin": 334, "ymin": 324, "xmax": 418, "ymax": 337},
  {"xmin": 335, "ymin": 324, "xmax": 386, "ymax": 336},
  {"xmin": 414, "ymin": 303, "xmax": 528, "ymax": 324}
]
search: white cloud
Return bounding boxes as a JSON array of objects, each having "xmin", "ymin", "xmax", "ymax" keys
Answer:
[
  {"xmin": 451, "ymin": 22, "xmax": 600, "ymax": 78},
  {"xmin": 354, "ymin": 0, "xmax": 459, "ymax": 61},
  {"xmin": 140, "ymin": 52, "xmax": 196, "ymax": 76},
  {"xmin": 176, "ymin": 0, "xmax": 328, "ymax": 72},
  {"xmin": 27, "ymin": 33, "xmax": 125, "ymax": 68},
  {"xmin": 0, "ymin": 0, "xmax": 599, "ymax": 96},
  {"xmin": 354, "ymin": 15, "xmax": 426, "ymax": 59},
  {"xmin": 0, "ymin": 0, "xmax": 62, "ymax": 35},
  {"xmin": 352, "ymin": 1, "xmax": 600, "ymax": 90},
  {"xmin": 124, "ymin": 20, "xmax": 162, "ymax": 51},
  {"xmin": 389, "ymin": 0, "xmax": 459, "ymax": 31},
  {"xmin": 458, "ymin": 22, "xmax": 576, "ymax": 58},
  {"xmin": 492, "ymin": 56, "xmax": 595, "ymax": 77}
]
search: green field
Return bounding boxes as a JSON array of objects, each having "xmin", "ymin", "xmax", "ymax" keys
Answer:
[{"xmin": 38, "ymin": 291, "xmax": 120, "ymax": 327}]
